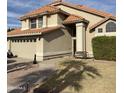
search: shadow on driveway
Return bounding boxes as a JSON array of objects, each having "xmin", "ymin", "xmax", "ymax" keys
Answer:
[
  {"xmin": 7, "ymin": 61, "xmax": 34, "ymax": 73},
  {"xmin": 8, "ymin": 69, "xmax": 57, "ymax": 93},
  {"xmin": 9, "ymin": 89, "xmax": 24, "ymax": 93},
  {"xmin": 32, "ymin": 60, "xmax": 102, "ymax": 93}
]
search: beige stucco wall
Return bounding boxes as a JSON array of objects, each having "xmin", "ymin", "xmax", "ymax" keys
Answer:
[
  {"xmin": 7, "ymin": 40, "xmax": 10, "ymax": 50},
  {"xmin": 86, "ymin": 30, "xmax": 95, "ymax": 57},
  {"xmin": 57, "ymin": 5, "xmax": 103, "ymax": 26},
  {"xmin": 21, "ymin": 14, "xmax": 59, "ymax": 30},
  {"xmin": 43, "ymin": 28, "xmax": 72, "ymax": 57},
  {"xmin": 21, "ymin": 19, "xmax": 29, "ymax": 30},
  {"xmin": 42, "ymin": 14, "xmax": 66, "ymax": 27},
  {"xmin": 36, "ymin": 37, "xmax": 44, "ymax": 61},
  {"xmin": 95, "ymin": 20, "xmax": 116, "ymax": 36},
  {"xmin": 47, "ymin": 14, "xmax": 58, "ymax": 27},
  {"xmin": 56, "ymin": 5, "xmax": 104, "ymax": 57}
]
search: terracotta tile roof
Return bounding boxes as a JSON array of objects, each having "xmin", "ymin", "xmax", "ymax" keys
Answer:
[
  {"xmin": 63, "ymin": 14, "xmax": 88, "ymax": 24},
  {"xmin": 77, "ymin": 5, "xmax": 113, "ymax": 17},
  {"xmin": 7, "ymin": 26, "xmax": 62, "ymax": 37},
  {"xmin": 89, "ymin": 16, "xmax": 116, "ymax": 30},
  {"xmin": 50, "ymin": 2, "xmax": 115, "ymax": 18},
  {"xmin": 20, "ymin": 5, "xmax": 60, "ymax": 20}
]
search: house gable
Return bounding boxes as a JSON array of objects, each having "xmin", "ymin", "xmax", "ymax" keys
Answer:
[
  {"xmin": 89, "ymin": 16, "xmax": 116, "ymax": 31},
  {"xmin": 50, "ymin": 1, "xmax": 116, "ymax": 28},
  {"xmin": 50, "ymin": 1, "xmax": 113, "ymax": 18},
  {"xmin": 51, "ymin": 3, "xmax": 104, "ymax": 27},
  {"xmin": 94, "ymin": 20, "xmax": 116, "ymax": 36}
]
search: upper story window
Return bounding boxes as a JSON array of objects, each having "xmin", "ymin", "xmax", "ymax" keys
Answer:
[
  {"xmin": 30, "ymin": 18, "xmax": 36, "ymax": 29},
  {"xmin": 98, "ymin": 28, "xmax": 103, "ymax": 33},
  {"xmin": 38, "ymin": 17, "xmax": 43, "ymax": 28},
  {"xmin": 106, "ymin": 22, "xmax": 116, "ymax": 32}
]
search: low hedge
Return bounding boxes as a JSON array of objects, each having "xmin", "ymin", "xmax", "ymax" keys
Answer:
[{"xmin": 92, "ymin": 36, "xmax": 116, "ymax": 61}]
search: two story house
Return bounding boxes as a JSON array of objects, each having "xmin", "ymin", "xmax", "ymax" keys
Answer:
[{"xmin": 7, "ymin": 0, "xmax": 116, "ymax": 61}]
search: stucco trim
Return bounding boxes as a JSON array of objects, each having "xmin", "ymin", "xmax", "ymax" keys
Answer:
[
  {"xmin": 43, "ymin": 50, "xmax": 72, "ymax": 56},
  {"xmin": 34, "ymin": 51, "xmax": 72, "ymax": 61},
  {"xmin": 43, "ymin": 51, "xmax": 72, "ymax": 60}
]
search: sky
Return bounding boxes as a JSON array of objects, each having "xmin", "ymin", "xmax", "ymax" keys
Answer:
[{"xmin": 7, "ymin": 0, "xmax": 116, "ymax": 28}]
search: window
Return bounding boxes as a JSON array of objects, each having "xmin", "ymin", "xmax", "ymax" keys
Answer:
[
  {"xmin": 98, "ymin": 28, "xmax": 103, "ymax": 33},
  {"xmin": 106, "ymin": 22, "xmax": 116, "ymax": 32},
  {"xmin": 38, "ymin": 17, "xmax": 43, "ymax": 28},
  {"xmin": 30, "ymin": 18, "xmax": 36, "ymax": 28}
]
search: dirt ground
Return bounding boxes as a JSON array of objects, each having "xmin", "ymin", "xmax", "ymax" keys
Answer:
[
  {"xmin": 62, "ymin": 60, "xmax": 116, "ymax": 93},
  {"xmin": 7, "ymin": 58, "xmax": 115, "ymax": 93}
]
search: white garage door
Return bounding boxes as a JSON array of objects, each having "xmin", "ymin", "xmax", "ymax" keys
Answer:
[{"xmin": 11, "ymin": 39, "xmax": 36, "ymax": 60}]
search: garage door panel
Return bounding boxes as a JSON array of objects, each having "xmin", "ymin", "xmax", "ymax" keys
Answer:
[{"xmin": 11, "ymin": 41, "xmax": 36, "ymax": 59}]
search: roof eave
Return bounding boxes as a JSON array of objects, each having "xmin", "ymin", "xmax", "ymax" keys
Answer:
[
  {"xmin": 7, "ymin": 26, "xmax": 63, "ymax": 37},
  {"xmin": 7, "ymin": 32, "xmax": 42, "ymax": 37},
  {"xmin": 63, "ymin": 19, "xmax": 89, "ymax": 25},
  {"xmin": 20, "ymin": 11, "xmax": 49, "ymax": 20},
  {"xmin": 19, "ymin": 9, "xmax": 69, "ymax": 20}
]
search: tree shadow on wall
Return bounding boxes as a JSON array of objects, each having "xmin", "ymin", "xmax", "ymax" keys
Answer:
[{"xmin": 34, "ymin": 60, "xmax": 102, "ymax": 93}]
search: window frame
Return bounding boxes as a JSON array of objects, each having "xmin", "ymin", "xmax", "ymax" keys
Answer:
[
  {"xmin": 38, "ymin": 17, "xmax": 43, "ymax": 28},
  {"xmin": 98, "ymin": 28, "xmax": 103, "ymax": 33},
  {"xmin": 106, "ymin": 22, "xmax": 116, "ymax": 32},
  {"xmin": 30, "ymin": 18, "xmax": 37, "ymax": 29}
]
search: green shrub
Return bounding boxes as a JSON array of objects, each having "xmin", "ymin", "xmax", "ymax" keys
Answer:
[{"xmin": 92, "ymin": 36, "xmax": 116, "ymax": 61}]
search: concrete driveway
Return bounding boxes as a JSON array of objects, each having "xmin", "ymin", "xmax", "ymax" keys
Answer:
[
  {"xmin": 7, "ymin": 57, "xmax": 66, "ymax": 93},
  {"xmin": 7, "ymin": 57, "xmax": 115, "ymax": 93}
]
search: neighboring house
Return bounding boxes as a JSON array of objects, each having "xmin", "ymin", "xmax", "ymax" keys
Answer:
[{"xmin": 7, "ymin": 0, "xmax": 116, "ymax": 61}]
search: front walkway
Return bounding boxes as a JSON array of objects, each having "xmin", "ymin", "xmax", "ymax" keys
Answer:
[{"xmin": 7, "ymin": 57, "xmax": 115, "ymax": 93}]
